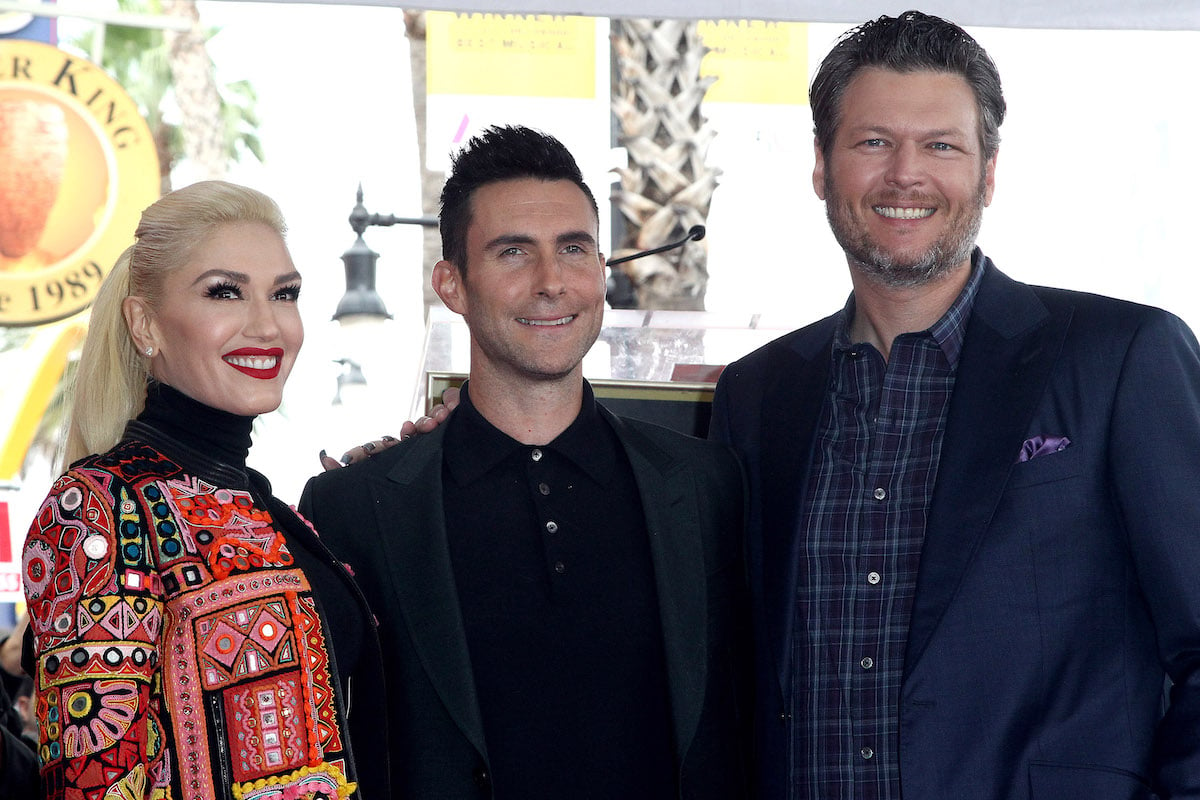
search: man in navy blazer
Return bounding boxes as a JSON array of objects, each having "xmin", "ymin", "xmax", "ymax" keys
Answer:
[
  {"xmin": 711, "ymin": 11, "xmax": 1200, "ymax": 800},
  {"xmin": 302, "ymin": 126, "xmax": 750, "ymax": 799}
]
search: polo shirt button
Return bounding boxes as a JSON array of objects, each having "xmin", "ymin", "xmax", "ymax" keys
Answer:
[
  {"xmin": 873, "ymin": 487, "xmax": 886, "ymax": 500},
  {"xmin": 867, "ymin": 571, "xmax": 881, "ymax": 585},
  {"xmin": 472, "ymin": 766, "xmax": 491, "ymax": 788},
  {"xmin": 554, "ymin": 561, "xmax": 566, "ymax": 574},
  {"xmin": 531, "ymin": 448, "xmax": 543, "ymax": 462},
  {"xmin": 545, "ymin": 520, "xmax": 558, "ymax": 533},
  {"xmin": 860, "ymin": 656, "xmax": 874, "ymax": 670},
  {"xmin": 538, "ymin": 482, "xmax": 550, "ymax": 495},
  {"xmin": 861, "ymin": 746, "xmax": 874, "ymax": 760}
]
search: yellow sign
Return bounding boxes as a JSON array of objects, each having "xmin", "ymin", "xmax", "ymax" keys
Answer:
[
  {"xmin": 428, "ymin": 12, "xmax": 596, "ymax": 99},
  {"xmin": 699, "ymin": 20, "xmax": 809, "ymax": 105},
  {"xmin": 0, "ymin": 40, "xmax": 159, "ymax": 326}
]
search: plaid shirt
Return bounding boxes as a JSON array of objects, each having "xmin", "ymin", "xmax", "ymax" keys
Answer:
[{"xmin": 792, "ymin": 256, "xmax": 985, "ymax": 800}]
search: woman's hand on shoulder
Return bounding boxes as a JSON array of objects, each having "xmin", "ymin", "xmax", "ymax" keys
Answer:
[{"xmin": 319, "ymin": 387, "xmax": 460, "ymax": 470}]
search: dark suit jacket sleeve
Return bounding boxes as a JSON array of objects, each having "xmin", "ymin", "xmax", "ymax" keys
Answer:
[{"xmin": 1112, "ymin": 311, "xmax": 1200, "ymax": 794}]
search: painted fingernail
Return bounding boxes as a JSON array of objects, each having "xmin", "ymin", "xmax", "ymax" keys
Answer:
[
  {"xmin": 340, "ymin": 453, "xmax": 352, "ymax": 465},
  {"xmin": 363, "ymin": 442, "xmax": 376, "ymax": 452},
  {"xmin": 320, "ymin": 449, "xmax": 328, "ymax": 460},
  {"xmin": 382, "ymin": 435, "xmax": 398, "ymax": 443}
]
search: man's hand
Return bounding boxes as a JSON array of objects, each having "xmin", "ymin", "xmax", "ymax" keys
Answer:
[{"xmin": 319, "ymin": 387, "xmax": 461, "ymax": 470}]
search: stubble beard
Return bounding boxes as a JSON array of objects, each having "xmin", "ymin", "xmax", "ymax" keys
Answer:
[
  {"xmin": 470, "ymin": 312, "xmax": 602, "ymax": 386},
  {"xmin": 825, "ymin": 170, "xmax": 988, "ymax": 289}
]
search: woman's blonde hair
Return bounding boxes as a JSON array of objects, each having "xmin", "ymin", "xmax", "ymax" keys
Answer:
[{"xmin": 63, "ymin": 180, "xmax": 287, "ymax": 465}]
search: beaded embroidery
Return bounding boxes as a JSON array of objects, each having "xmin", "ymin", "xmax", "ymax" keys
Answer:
[{"xmin": 24, "ymin": 440, "xmax": 357, "ymax": 800}]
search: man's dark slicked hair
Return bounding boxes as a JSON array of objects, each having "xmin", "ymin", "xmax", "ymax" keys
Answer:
[
  {"xmin": 810, "ymin": 10, "xmax": 1006, "ymax": 161},
  {"xmin": 439, "ymin": 125, "xmax": 599, "ymax": 277}
]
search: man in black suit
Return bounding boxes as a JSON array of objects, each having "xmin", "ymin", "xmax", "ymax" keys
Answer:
[{"xmin": 301, "ymin": 125, "xmax": 749, "ymax": 799}]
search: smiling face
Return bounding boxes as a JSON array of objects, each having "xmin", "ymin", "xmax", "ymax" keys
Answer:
[
  {"xmin": 124, "ymin": 221, "xmax": 303, "ymax": 416},
  {"xmin": 432, "ymin": 177, "xmax": 605, "ymax": 390},
  {"xmin": 814, "ymin": 68, "xmax": 996, "ymax": 288}
]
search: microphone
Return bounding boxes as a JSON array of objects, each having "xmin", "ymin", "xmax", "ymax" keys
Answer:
[{"xmin": 607, "ymin": 225, "xmax": 706, "ymax": 266}]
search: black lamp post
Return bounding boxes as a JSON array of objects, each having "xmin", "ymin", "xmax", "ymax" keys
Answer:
[{"xmin": 332, "ymin": 185, "xmax": 437, "ymax": 322}]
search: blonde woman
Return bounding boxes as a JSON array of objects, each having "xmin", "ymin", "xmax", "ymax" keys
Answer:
[{"xmin": 23, "ymin": 181, "xmax": 387, "ymax": 800}]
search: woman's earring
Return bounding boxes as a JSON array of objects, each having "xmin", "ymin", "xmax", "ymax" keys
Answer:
[{"xmin": 145, "ymin": 347, "xmax": 154, "ymax": 357}]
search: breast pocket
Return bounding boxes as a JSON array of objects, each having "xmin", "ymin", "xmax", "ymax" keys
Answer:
[{"xmin": 1004, "ymin": 445, "xmax": 1086, "ymax": 490}]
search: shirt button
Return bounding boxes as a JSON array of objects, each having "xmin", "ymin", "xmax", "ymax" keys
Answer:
[
  {"xmin": 860, "ymin": 656, "xmax": 874, "ymax": 670},
  {"xmin": 554, "ymin": 561, "xmax": 565, "ymax": 574},
  {"xmin": 861, "ymin": 746, "xmax": 874, "ymax": 760},
  {"xmin": 545, "ymin": 520, "xmax": 558, "ymax": 533},
  {"xmin": 867, "ymin": 571, "xmax": 881, "ymax": 585},
  {"xmin": 538, "ymin": 482, "xmax": 550, "ymax": 496},
  {"xmin": 873, "ymin": 487, "xmax": 886, "ymax": 500},
  {"xmin": 531, "ymin": 448, "xmax": 543, "ymax": 462}
]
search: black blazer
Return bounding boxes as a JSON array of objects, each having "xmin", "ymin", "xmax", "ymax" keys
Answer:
[
  {"xmin": 300, "ymin": 403, "xmax": 752, "ymax": 799},
  {"xmin": 711, "ymin": 255, "xmax": 1200, "ymax": 800}
]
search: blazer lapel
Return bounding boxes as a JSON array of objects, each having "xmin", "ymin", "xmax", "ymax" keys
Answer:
[
  {"xmin": 760, "ymin": 319, "xmax": 836, "ymax": 691},
  {"xmin": 365, "ymin": 427, "xmax": 488, "ymax": 757},
  {"xmin": 904, "ymin": 264, "xmax": 1072, "ymax": 675},
  {"xmin": 608, "ymin": 411, "xmax": 707, "ymax": 764}
]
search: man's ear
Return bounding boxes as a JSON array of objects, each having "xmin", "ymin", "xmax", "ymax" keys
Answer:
[
  {"xmin": 812, "ymin": 137, "xmax": 827, "ymax": 201},
  {"xmin": 123, "ymin": 296, "xmax": 156, "ymax": 354},
  {"xmin": 983, "ymin": 147, "xmax": 998, "ymax": 207},
  {"xmin": 432, "ymin": 260, "xmax": 467, "ymax": 315}
]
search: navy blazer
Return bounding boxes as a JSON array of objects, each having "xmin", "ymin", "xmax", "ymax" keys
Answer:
[
  {"xmin": 299, "ymin": 402, "xmax": 752, "ymax": 799},
  {"xmin": 711, "ymin": 256, "xmax": 1200, "ymax": 800}
]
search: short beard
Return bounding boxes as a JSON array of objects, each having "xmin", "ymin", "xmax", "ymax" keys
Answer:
[{"xmin": 825, "ymin": 170, "xmax": 987, "ymax": 289}]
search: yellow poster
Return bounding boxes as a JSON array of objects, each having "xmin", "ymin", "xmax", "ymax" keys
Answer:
[
  {"xmin": 428, "ymin": 12, "xmax": 596, "ymax": 99},
  {"xmin": 699, "ymin": 20, "xmax": 809, "ymax": 105},
  {"xmin": 0, "ymin": 40, "xmax": 159, "ymax": 326}
]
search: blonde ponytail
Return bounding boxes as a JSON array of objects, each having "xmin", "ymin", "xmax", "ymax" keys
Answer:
[{"xmin": 62, "ymin": 248, "xmax": 148, "ymax": 465}]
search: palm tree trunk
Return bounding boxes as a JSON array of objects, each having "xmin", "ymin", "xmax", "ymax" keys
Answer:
[
  {"xmin": 610, "ymin": 19, "xmax": 719, "ymax": 310},
  {"xmin": 404, "ymin": 10, "xmax": 446, "ymax": 316},
  {"xmin": 162, "ymin": 0, "xmax": 224, "ymax": 184}
]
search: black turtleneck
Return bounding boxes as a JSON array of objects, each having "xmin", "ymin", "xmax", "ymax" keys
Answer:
[
  {"xmin": 137, "ymin": 381, "xmax": 254, "ymax": 471},
  {"xmin": 130, "ymin": 381, "xmax": 364, "ymax": 689}
]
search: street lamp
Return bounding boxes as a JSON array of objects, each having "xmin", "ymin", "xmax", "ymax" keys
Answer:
[{"xmin": 332, "ymin": 185, "xmax": 437, "ymax": 323}]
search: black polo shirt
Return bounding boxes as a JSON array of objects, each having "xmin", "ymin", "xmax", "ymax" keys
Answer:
[{"xmin": 443, "ymin": 381, "xmax": 676, "ymax": 799}]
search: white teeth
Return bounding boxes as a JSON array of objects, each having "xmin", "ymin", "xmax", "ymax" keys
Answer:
[
  {"xmin": 225, "ymin": 355, "xmax": 278, "ymax": 370},
  {"xmin": 518, "ymin": 316, "xmax": 575, "ymax": 326},
  {"xmin": 875, "ymin": 206, "xmax": 935, "ymax": 220}
]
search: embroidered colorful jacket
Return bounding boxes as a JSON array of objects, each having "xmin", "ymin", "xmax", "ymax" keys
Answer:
[{"xmin": 23, "ymin": 424, "xmax": 384, "ymax": 800}]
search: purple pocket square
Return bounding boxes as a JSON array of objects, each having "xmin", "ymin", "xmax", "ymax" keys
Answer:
[{"xmin": 1018, "ymin": 435, "xmax": 1071, "ymax": 463}]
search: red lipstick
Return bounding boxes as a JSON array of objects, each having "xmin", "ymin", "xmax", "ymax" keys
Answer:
[{"xmin": 222, "ymin": 347, "xmax": 284, "ymax": 379}]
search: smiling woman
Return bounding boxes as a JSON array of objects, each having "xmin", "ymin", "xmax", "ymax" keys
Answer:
[
  {"xmin": 21, "ymin": 181, "xmax": 389, "ymax": 800},
  {"xmin": 123, "ymin": 220, "xmax": 303, "ymax": 419}
]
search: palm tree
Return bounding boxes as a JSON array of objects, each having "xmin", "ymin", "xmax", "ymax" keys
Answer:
[
  {"xmin": 162, "ymin": 0, "xmax": 226, "ymax": 181},
  {"xmin": 609, "ymin": 19, "xmax": 719, "ymax": 310},
  {"xmin": 402, "ymin": 10, "xmax": 446, "ymax": 314},
  {"xmin": 67, "ymin": 0, "xmax": 263, "ymax": 193}
]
